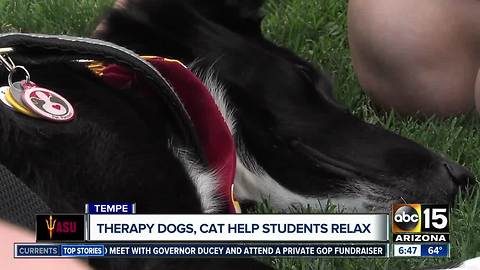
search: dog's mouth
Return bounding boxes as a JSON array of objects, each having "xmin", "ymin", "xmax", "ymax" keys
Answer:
[
  {"xmin": 279, "ymin": 139, "xmax": 407, "ymax": 212},
  {"xmin": 253, "ymin": 125, "xmax": 474, "ymax": 212},
  {"xmin": 289, "ymin": 139, "xmax": 361, "ymax": 179},
  {"xmin": 289, "ymin": 138, "xmax": 473, "ymax": 186}
]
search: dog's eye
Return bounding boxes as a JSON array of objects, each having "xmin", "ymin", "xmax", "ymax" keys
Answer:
[
  {"xmin": 295, "ymin": 64, "xmax": 345, "ymax": 109},
  {"xmin": 295, "ymin": 64, "xmax": 315, "ymax": 83}
]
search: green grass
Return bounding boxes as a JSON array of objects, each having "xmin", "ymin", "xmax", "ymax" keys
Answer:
[
  {"xmin": 0, "ymin": 0, "xmax": 113, "ymax": 35},
  {"xmin": 1, "ymin": 0, "xmax": 479, "ymax": 269}
]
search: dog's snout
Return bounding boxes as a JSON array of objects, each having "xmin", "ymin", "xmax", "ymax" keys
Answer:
[{"xmin": 443, "ymin": 161, "xmax": 474, "ymax": 187}]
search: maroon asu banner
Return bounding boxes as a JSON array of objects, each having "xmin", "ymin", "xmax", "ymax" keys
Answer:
[{"xmin": 36, "ymin": 214, "xmax": 85, "ymax": 242}]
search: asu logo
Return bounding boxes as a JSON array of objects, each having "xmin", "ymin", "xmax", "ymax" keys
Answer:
[
  {"xmin": 22, "ymin": 87, "xmax": 75, "ymax": 122},
  {"xmin": 45, "ymin": 215, "xmax": 57, "ymax": 240},
  {"xmin": 36, "ymin": 214, "xmax": 85, "ymax": 242},
  {"xmin": 392, "ymin": 204, "xmax": 422, "ymax": 233}
]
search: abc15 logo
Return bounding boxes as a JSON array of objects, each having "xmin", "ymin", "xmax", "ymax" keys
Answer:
[{"xmin": 392, "ymin": 204, "xmax": 449, "ymax": 233}]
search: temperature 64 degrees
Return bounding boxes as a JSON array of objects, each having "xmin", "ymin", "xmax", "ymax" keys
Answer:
[{"xmin": 421, "ymin": 244, "xmax": 449, "ymax": 257}]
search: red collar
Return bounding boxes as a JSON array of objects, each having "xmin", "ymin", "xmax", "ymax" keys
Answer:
[{"xmin": 89, "ymin": 56, "xmax": 240, "ymax": 213}]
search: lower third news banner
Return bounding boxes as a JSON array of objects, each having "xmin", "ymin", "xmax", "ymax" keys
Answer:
[{"xmin": 15, "ymin": 211, "xmax": 389, "ymax": 258}]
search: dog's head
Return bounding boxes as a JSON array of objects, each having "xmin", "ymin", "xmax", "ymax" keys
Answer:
[{"xmin": 94, "ymin": 0, "xmax": 474, "ymax": 211}]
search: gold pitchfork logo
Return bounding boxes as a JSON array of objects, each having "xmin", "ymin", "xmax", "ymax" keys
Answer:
[{"xmin": 45, "ymin": 215, "xmax": 57, "ymax": 240}]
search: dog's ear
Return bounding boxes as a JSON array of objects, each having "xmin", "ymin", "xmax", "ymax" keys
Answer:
[
  {"xmin": 93, "ymin": 0, "xmax": 135, "ymax": 39},
  {"xmin": 94, "ymin": 0, "xmax": 265, "ymax": 39},
  {"xmin": 191, "ymin": 0, "xmax": 265, "ymax": 36}
]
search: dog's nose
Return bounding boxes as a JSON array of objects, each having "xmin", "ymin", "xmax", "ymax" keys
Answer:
[{"xmin": 443, "ymin": 161, "xmax": 474, "ymax": 187}]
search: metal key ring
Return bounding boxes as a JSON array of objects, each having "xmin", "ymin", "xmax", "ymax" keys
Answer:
[{"xmin": 8, "ymin": 66, "xmax": 31, "ymax": 89}]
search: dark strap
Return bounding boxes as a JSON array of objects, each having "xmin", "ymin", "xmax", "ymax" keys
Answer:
[
  {"xmin": 0, "ymin": 164, "xmax": 51, "ymax": 230},
  {"xmin": 0, "ymin": 33, "xmax": 201, "ymax": 156}
]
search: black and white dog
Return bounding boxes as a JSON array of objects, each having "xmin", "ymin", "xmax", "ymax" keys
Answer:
[
  {"xmin": 93, "ymin": 0, "xmax": 473, "ymax": 211},
  {"xmin": 0, "ymin": 0, "xmax": 476, "ymax": 269}
]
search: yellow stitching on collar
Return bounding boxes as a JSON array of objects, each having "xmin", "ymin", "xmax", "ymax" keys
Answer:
[
  {"xmin": 163, "ymin": 58, "xmax": 187, "ymax": 68},
  {"xmin": 87, "ymin": 56, "xmax": 187, "ymax": 76},
  {"xmin": 231, "ymin": 184, "xmax": 242, "ymax": 214}
]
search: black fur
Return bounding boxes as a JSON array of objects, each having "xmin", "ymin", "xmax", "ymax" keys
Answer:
[
  {"xmin": 0, "ymin": 0, "xmax": 474, "ymax": 269},
  {"xmin": 0, "ymin": 61, "xmax": 271, "ymax": 269},
  {"xmin": 0, "ymin": 63, "xmax": 202, "ymax": 214}
]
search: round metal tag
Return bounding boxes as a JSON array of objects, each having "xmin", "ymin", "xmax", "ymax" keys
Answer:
[
  {"xmin": 0, "ymin": 86, "xmax": 15, "ymax": 110},
  {"xmin": 10, "ymin": 81, "xmax": 27, "ymax": 106},
  {"xmin": 5, "ymin": 88, "xmax": 39, "ymax": 118},
  {"xmin": 22, "ymin": 87, "xmax": 75, "ymax": 122}
]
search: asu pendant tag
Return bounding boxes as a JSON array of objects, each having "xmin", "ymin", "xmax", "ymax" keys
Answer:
[
  {"xmin": 0, "ymin": 51, "xmax": 75, "ymax": 122},
  {"xmin": 22, "ymin": 87, "xmax": 75, "ymax": 122}
]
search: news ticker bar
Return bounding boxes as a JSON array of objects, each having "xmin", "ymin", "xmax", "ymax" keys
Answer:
[{"xmin": 14, "ymin": 243, "xmax": 389, "ymax": 258}]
